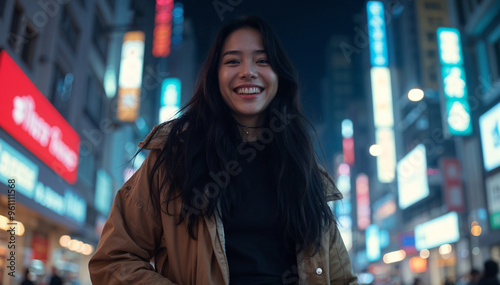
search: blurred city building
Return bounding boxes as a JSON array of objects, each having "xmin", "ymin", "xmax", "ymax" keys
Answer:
[
  {"xmin": 336, "ymin": 0, "xmax": 500, "ymax": 283},
  {"xmin": 0, "ymin": 0, "xmax": 195, "ymax": 284}
]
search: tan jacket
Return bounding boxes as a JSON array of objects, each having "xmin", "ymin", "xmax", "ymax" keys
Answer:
[{"xmin": 89, "ymin": 124, "xmax": 359, "ymax": 285}]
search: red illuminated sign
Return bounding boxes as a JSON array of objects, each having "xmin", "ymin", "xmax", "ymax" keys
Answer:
[
  {"xmin": 152, "ymin": 0, "xmax": 173, "ymax": 57},
  {"xmin": 31, "ymin": 233, "xmax": 49, "ymax": 262},
  {"xmin": 0, "ymin": 50, "xmax": 80, "ymax": 184},
  {"xmin": 356, "ymin": 174, "xmax": 370, "ymax": 230},
  {"xmin": 343, "ymin": 137, "xmax": 355, "ymax": 166},
  {"xmin": 442, "ymin": 158, "xmax": 465, "ymax": 212}
]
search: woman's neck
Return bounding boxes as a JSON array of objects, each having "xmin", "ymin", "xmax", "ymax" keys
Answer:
[{"xmin": 234, "ymin": 117, "xmax": 265, "ymax": 142}]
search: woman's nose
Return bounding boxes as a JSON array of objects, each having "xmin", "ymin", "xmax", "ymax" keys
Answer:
[{"xmin": 240, "ymin": 62, "xmax": 257, "ymax": 79}]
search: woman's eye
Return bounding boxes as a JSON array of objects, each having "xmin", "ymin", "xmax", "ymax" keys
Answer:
[
  {"xmin": 257, "ymin": 59, "xmax": 269, "ymax": 64},
  {"xmin": 225, "ymin": 59, "xmax": 239, "ymax": 64}
]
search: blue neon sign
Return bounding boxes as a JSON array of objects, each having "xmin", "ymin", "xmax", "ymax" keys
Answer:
[
  {"xmin": 437, "ymin": 27, "xmax": 472, "ymax": 136},
  {"xmin": 159, "ymin": 78, "xmax": 182, "ymax": 123},
  {"xmin": 367, "ymin": 1, "xmax": 388, "ymax": 67},
  {"xmin": 366, "ymin": 224, "xmax": 381, "ymax": 261},
  {"xmin": 0, "ymin": 138, "xmax": 39, "ymax": 198}
]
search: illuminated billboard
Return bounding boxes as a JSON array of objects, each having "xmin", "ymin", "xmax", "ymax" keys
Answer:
[
  {"xmin": 153, "ymin": 0, "xmax": 174, "ymax": 57},
  {"xmin": 367, "ymin": 0, "xmax": 396, "ymax": 183},
  {"xmin": 375, "ymin": 128, "xmax": 396, "ymax": 183},
  {"xmin": 336, "ymin": 163, "xmax": 352, "ymax": 251},
  {"xmin": 342, "ymin": 119, "xmax": 355, "ymax": 165},
  {"xmin": 0, "ymin": 138, "xmax": 86, "ymax": 226},
  {"xmin": 397, "ymin": 144, "xmax": 429, "ymax": 209},
  {"xmin": 415, "ymin": 212, "xmax": 459, "ymax": 250},
  {"xmin": 366, "ymin": 224, "xmax": 381, "ymax": 261},
  {"xmin": 370, "ymin": 67, "xmax": 396, "ymax": 183},
  {"xmin": 437, "ymin": 27, "xmax": 472, "ymax": 136},
  {"xmin": 371, "ymin": 67, "xmax": 395, "ymax": 128},
  {"xmin": 479, "ymin": 101, "xmax": 500, "ymax": 171},
  {"xmin": 159, "ymin": 78, "xmax": 181, "ymax": 123},
  {"xmin": 0, "ymin": 50, "xmax": 80, "ymax": 184},
  {"xmin": 486, "ymin": 172, "xmax": 500, "ymax": 230},
  {"xmin": 117, "ymin": 31, "xmax": 145, "ymax": 122},
  {"xmin": 366, "ymin": 1, "xmax": 388, "ymax": 67},
  {"xmin": 356, "ymin": 174, "xmax": 370, "ymax": 230}
]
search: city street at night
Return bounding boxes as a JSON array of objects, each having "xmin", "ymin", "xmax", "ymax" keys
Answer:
[{"xmin": 0, "ymin": 0, "xmax": 499, "ymax": 284}]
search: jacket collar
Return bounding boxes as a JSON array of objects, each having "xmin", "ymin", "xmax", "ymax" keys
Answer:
[{"xmin": 137, "ymin": 123, "xmax": 173, "ymax": 150}]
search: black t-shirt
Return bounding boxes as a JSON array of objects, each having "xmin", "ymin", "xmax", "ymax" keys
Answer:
[{"xmin": 223, "ymin": 146, "xmax": 299, "ymax": 285}]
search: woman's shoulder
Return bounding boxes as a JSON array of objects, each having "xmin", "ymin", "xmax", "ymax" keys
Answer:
[
  {"xmin": 321, "ymin": 170, "xmax": 343, "ymax": 202},
  {"xmin": 138, "ymin": 120, "xmax": 183, "ymax": 150}
]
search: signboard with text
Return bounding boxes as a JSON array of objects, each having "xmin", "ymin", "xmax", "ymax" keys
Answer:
[
  {"xmin": 437, "ymin": 28, "xmax": 472, "ymax": 136},
  {"xmin": 0, "ymin": 136, "xmax": 86, "ymax": 227},
  {"xmin": 441, "ymin": 158, "xmax": 465, "ymax": 212},
  {"xmin": 117, "ymin": 31, "xmax": 145, "ymax": 122},
  {"xmin": 479, "ymin": 101, "xmax": 500, "ymax": 171},
  {"xmin": 486, "ymin": 172, "xmax": 500, "ymax": 230},
  {"xmin": 0, "ymin": 50, "xmax": 80, "ymax": 184}
]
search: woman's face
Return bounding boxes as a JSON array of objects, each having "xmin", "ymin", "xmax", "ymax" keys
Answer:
[{"xmin": 218, "ymin": 28, "xmax": 278, "ymax": 125}]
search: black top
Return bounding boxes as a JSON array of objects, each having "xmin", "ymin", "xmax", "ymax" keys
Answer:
[{"xmin": 223, "ymin": 146, "xmax": 299, "ymax": 285}]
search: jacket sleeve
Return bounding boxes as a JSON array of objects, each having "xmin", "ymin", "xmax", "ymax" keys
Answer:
[
  {"xmin": 88, "ymin": 150, "xmax": 176, "ymax": 285},
  {"xmin": 329, "ymin": 223, "xmax": 359, "ymax": 285}
]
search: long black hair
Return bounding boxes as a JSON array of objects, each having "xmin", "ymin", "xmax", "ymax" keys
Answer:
[{"xmin": 142, "ymin": 15, "xmax": 336, "ymax": 254}]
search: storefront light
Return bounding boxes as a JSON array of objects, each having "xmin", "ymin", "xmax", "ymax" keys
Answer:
[
  {"xmin": 81, "ymin": 244, "xmax": 94, "ymax": 256},
  {"xmin": 409, "ymin": 256, "xmax": 427, "ymax": 273},
  {"xmin": 383, "ymin": 250, "xmax": 406, "ymax": 264},
  {"xmin": 15, "ymin": 221, "xmax": 25, "ymax": 236},
  {"xmin": 59, "ymin": 235, "xmax": 71, "ymax": 247},
  {"xmin": 419, "ymin": 249, "xmax": 430, "ymax": 259},
  {"xmin": 0, "ymin": 216, "xmax": 25, "ymax": 236},
  {"xmin": 70, "ymin": 240, "xmax": 84, "ymax": 252},
  {"xmin": 471, "ymin": 225, "xmax": 482, "ymax": 236},
  {"xmin": 68, "ymin": 239, "xmax": 78, "ymax": 251},
  {"xmin": 0, "ymin": 215, "xmax": 9, "ymax": 231},
  {"xmin": 439, "ymin": 244, "xmax": 452, "ymax": 255},
  {"xmin": 0, "ymin": 215, "xmax": 25, "ymax": 236}
]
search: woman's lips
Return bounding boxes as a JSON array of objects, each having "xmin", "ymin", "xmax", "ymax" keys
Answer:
[{"xmin": 233, "ymin": 89, "xmax": 263, "ymax": 99}]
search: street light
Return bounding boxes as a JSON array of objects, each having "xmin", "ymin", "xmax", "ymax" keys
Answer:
[
  {"xmin": 408, "ymin": 88, "xmax": 424, "ymax": 102},
  {"xmin": 369, "ymin": 144, "xmax": 383, "ymax": 156}
]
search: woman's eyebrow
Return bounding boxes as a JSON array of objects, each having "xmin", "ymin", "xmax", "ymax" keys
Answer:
[{"xmin": 221, "ymin": 49, "xmax": 266, "ymax": 57}]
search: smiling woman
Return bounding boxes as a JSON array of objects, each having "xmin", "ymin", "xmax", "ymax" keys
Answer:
[{"xmin": 89, "ymin": 16, "xmax": 359, "ymax": 285}]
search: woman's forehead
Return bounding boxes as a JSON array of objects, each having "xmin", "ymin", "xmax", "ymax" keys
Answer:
[{"xmin": 221, "ymin": 28, "xmax": 264, "ymax": 53}]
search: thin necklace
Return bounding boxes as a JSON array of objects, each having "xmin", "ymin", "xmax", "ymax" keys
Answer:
[{"xmin": 235, "ymin": 122, "xmax": 264, "ymax": 135}]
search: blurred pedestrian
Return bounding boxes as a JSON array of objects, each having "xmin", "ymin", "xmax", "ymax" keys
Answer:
[
  {"xmin": 21, "ymin": 268, "xmax": 35, "ymax": 285},
  {"xmin": 469, "ymin": 269, "xmax": 482, "ymax": 285},
  {"xmin": 48, "ymin": 267, "xmax": 62, "ymax": 285},
  {"xmin": 89, "ymin": 15, "xmax": 358, "ymax": 284},
  {"xmin": 413, "ymin": 277, "xmax": 424, "ymax": 285},
  {"xmin": 478, "ymin": 260, "xmax": 500, "ymax": 285},
  {"xmin": 445, "ymin": 277, "xmax": 455, "ymax": 285}
]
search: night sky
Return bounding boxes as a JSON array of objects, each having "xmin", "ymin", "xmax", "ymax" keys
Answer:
[{"xmin": 182, "ymin": 0, "xmax": 365, "ymax": 118}]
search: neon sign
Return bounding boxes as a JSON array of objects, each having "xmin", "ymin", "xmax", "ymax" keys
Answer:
[
  {"xmin": 117, "ymin": 31, "xmax": 145, "ymax": 122},
  {"xmin": 367, "ymin": 1, "xmax": 388, "ymax": 67},
  {"xmin": 153, "ymin": 0, "xmax": 174, "ymax": 57},
  {"xmin": 437, "ymin": 28, "xmax": 472, "ymax": 136},
  {"xmin": 0, "ymin": 50, "xmax": 80, "ymax": 184}
]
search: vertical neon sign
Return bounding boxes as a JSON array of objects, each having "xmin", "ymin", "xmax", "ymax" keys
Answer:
[{"xmin": 153, "ymin": 0, "xmax": 174, "ymax": 57}]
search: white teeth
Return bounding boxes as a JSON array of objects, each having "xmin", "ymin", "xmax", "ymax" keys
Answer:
[{"xmin": 236, "ymin": 87, "xmax": 262, "ymax": 94}]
